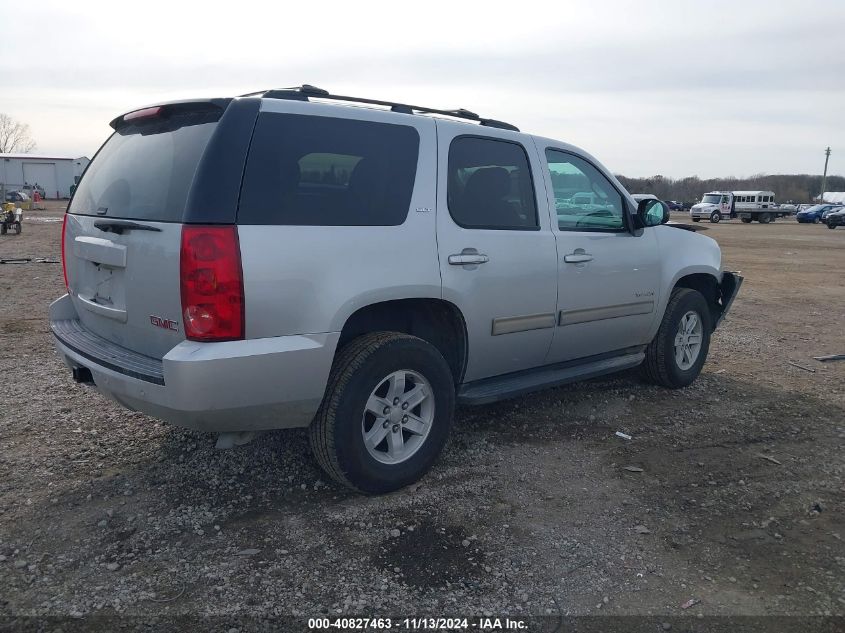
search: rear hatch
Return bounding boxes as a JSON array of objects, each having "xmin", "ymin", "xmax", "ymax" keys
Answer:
[{"xmin": 64, "ymin": 102, "xmax": 231, "ymax": 359}]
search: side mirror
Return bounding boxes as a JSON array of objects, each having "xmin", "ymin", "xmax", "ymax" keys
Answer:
[{"xmin": 637, "ymin": 199, "xmax": 670, "ymax": 227}]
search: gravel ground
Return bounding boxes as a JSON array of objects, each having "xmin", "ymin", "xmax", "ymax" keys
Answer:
[{"xmin": 0, "ymin": 207, "xmax": 843, "ymax": 628}]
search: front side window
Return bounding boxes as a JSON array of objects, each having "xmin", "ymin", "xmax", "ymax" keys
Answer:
[
  {"xmin": 238, "ymin": 114, "xmax": 419, "ymax": 226},
  {"xmin": 447, "ymin": 137, "xmax": 538, "ymax": 230},
  {"xmin": 545, "ymin": 149, "xmax": 625, "ymax": 231}
]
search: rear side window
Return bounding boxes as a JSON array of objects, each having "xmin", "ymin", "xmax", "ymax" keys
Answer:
[
  {"xmin": 238, "ymin": 114, "xmax": 420, "ymax": 226},
  {"xmin": 69, "ymin": 109, "xmax": 220, "ymax": 222},
  {"xmin": 447, "ymin": 137, "xmax": 537, "ymax": 230}
]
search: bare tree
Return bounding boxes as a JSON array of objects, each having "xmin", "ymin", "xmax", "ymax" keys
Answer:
[{"xmin": 0, "ymin": 113, "xmax": 37, "ymax": 154}]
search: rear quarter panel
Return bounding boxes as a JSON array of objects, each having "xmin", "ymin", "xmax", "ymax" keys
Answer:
[{"xmin": 238, "ymin": 101, "xmax": 440, "ymax": 338}]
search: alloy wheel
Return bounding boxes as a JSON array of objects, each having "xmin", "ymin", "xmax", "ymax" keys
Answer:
[
  {"xmin": 674, "ymin": 311, "xmax": 703, "ymax": 370},
  {"xmin": 361, "ymin": 370, "xmax": 435, "ymax": 465}
]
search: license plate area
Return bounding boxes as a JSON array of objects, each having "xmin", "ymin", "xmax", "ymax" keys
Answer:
[{"xmin": 73, "ymin": 236, "xmax": 128, "ymax": 319}]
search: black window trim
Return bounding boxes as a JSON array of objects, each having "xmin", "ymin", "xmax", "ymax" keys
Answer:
[
  {"xmin": 236, "ymin": 110, "xmax": 421, "ymax": 227},
  {"xmin": 544, "ymin": 147, "xmax": 633, "ymax": 234},
  {"xmin": 446, "ymin": 134, "xmax": 541, "ymax": 232}
]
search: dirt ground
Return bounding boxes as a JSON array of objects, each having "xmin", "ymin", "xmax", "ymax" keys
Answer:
[{"xmin": 0, "ymin": 206, "xmax": 843, "ymax": 628}]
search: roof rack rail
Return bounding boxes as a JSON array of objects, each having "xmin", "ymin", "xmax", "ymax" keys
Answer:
[{"xmin": 250, "ymin": 85, "xmax": 519, "ymax": 132}]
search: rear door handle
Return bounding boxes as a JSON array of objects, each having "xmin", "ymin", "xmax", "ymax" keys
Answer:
[
  {"xmin": 564, "ymin": 252, "xmax": 593, "ymax": 263},
  {"xmin": 449, "ymin": 253, "xmax": 490, "ymax": 265}
]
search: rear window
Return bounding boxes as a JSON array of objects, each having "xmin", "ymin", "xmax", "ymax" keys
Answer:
[
  {"xmin": 68, "ymin": 109, "xmax": 220, "ymax": 222},
  {"xmin": 237, "ymin": 113, "xmax": 420, "ymax": 226}
]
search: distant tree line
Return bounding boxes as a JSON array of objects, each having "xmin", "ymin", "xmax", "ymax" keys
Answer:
[{"xmin": 614, "ymin": 174, "xmax": 845, "ymax": 204}]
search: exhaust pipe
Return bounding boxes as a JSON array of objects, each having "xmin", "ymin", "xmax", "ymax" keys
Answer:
[{"xmin": 72, "ymin": 366, "xmax": 94, "ymax": 385}]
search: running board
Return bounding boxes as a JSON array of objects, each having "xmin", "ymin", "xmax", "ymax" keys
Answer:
[{"xmin": 457, "ymin": 349, "xmax": 645, "ymax": 406}]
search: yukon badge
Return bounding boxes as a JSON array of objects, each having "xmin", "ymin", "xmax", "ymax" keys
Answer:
[{"xmin": 149, "ymin": 315, "xmax": 179, "ymax": 331}]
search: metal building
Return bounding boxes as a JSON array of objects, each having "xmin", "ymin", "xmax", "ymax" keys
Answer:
[{"xmin": 0, "ymin": 153, "xmax": 90, "ymax": 199}]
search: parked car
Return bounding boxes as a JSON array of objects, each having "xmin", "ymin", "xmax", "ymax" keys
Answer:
[
  {"xmin": 50, "ymin": 86, "xmax": 742, "ymax": 494},
  {"xmin": 821, "ymin": 205, "xmax": 843, "ymax": 220},
  {"xmin": 796, "ymin": 204, "xmax": 840, "ymax": 223},
  {"xmin": 665, "ymin": 200, "xmax": 683, "ymax": 211},
  {"xmin": 825, "ymin": 208, "xmax": 845, "ymax": 229},
  {"xmin": 4, "ymin": 190, "xmax": 29, "ymax": 203}
]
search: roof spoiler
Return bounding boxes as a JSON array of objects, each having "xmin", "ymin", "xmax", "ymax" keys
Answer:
[{"xmin": 110, "ymin": 98, "xmax": 232, "ymax": 130}]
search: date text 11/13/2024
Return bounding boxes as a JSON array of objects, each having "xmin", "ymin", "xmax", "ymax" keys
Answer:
[{"xmin": 307, "ymin": 617, "xmax": 528, "ymax": 630}]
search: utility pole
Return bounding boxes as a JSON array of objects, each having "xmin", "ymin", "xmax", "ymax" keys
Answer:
[{"xmin": 820, "ymin": 146, "xmax": 831, "ymax": 204}]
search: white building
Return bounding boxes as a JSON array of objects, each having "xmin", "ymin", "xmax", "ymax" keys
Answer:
[{"xmin": 1, "ymin": 153, "xmax": 90, "ymax": 199}]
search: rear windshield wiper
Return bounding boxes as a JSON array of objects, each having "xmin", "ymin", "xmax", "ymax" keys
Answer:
[{"xmin": 93, "ymin": 219, "xmax": 162, "ymax": 235}]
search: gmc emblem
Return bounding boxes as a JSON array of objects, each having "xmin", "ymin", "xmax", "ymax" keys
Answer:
[{"xmin": 150, "ymin": 315, "xmax": 178, "ymax": 331}]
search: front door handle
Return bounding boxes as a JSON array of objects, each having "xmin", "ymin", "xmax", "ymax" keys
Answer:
[
  {"xmin": 564, "ymin": 252, "xmax": 593, "ymax": 263},
  {"xmin": 449, "ymin": 253, "xmax": 490, "ymax": 265}
]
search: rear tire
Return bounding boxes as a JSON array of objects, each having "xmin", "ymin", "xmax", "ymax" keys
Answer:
[
  {"xmin": 13, "ymin": 221, "xmax": 21, "ymax": 235},
  {"xmin": 710, "ymin": 211, "xmax": 721, "ymax": 223},
  {"xmin": 640, "ymin": 288, "xmax": 712, "ymax": 389},
  {"xmin": 813, "ymin": 217, "xmax": 820, "ymax": 224},
  {"xmin": 741, "ymin": 217, "xmax": 752, "ymax": 223},
  {"xmin": 758, "ymin": 213, "xmax": 772, "ymax": 224},
  {"xmin": 309, "ymin": 332, "xmax": 455, "ymax": 494}
]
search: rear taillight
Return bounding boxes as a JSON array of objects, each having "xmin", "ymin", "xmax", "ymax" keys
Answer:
[
  {"xmin": 61, "ymin": 214, "xmax": 69, "ymax": 290},
  {"xmin": 179, "ymin": 225, "xmax": 244, "ymax": 342},
  {"xmin": 123, "ymin": 106, "xmax": 162, "ymax": 122}
]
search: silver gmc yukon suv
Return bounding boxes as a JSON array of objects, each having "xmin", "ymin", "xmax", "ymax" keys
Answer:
[{"xmin": 51, "ymin": 85, "xmax": 742, "ymax": 493}]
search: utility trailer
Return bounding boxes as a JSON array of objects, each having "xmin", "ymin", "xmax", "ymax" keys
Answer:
[{"xmin": 689, "ymin": 190, "xmax": 789, "ymax": 224}]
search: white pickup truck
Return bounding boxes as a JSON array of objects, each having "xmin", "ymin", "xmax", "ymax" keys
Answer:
[{"xmin": 690, "ymin": 190, "xmax": 790, "ymax": 224}]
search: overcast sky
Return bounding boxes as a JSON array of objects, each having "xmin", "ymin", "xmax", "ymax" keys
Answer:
[{"xmin": 2, "ymin": 0, "xmax": 843, "ymax": 178}]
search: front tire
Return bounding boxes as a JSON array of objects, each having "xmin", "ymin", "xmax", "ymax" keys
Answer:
[
  {"xmin": 710, "ymin": 211, "xmax": 721, "ymax": 223},
  {"xmin": 640, "ymin": 288, "xmax": 712, "ymax": 388},
  {"xmin": 691, "ymin": 217, "xmax": 701, "ymax": 223},
  {"xmin": 310, "ymin": 332, "xmax": 455, "ymax": 494},
  {"xmin": 813, "ymin": 216, "xmax": 820, "ymax": 224},
  {"xmin": 828, "ymin": 223, "xmax": 837, "ymax": 229}
]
